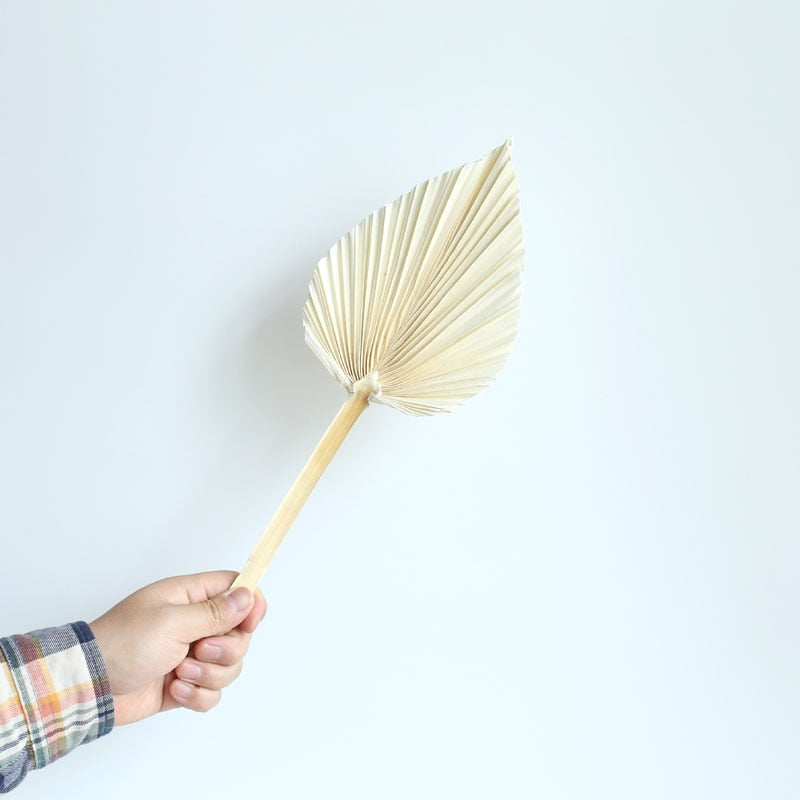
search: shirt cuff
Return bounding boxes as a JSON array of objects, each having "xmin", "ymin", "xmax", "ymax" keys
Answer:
[{"xmin": 0, "ymin": 622, "xmax": 114, "ymax": 792}]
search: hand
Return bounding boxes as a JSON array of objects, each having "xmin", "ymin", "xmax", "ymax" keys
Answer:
[{"xmin": 90, "ymin": 571, "xmax": 267, "ymax": 726}]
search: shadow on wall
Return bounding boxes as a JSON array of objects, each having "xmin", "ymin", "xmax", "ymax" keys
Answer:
[{"xmin": 233, "ymin": 272, "xmax": 341, "ymax": 452}]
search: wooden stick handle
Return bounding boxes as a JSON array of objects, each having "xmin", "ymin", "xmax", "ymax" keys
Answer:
[{"xmin": 232, "ymin": 389, "xmax": 370, "ymax": 591}]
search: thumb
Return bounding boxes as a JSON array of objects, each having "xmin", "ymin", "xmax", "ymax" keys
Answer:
[{"xmin": 172, "ymin": 587, "xmax": 255, "ymax": 643}]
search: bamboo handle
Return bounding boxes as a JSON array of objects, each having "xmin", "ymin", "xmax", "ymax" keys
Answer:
[{"xmin": 232, "ymin": 389, "xmax": 370, "ymax": 591}]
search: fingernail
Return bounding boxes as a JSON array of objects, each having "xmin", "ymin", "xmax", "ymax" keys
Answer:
[
  {"xmin": 173, "ymin": 681, "xmax": 192, "ymax": 701},
  {"xmin": 180, "ymin": 662, "xmax": 202, "ymax": 681},
  {"xmin": 202, "ymin": 644, "xmax": 222, "ymax": 662},
  {"xmin": 225, "ymin": 587, "xmax": 254, "ymax": 613}
]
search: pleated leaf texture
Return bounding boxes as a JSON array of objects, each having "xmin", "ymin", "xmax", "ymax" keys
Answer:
[{"xmin": 304, "ymin": 141, "xmax": 524, "ymax": 415}]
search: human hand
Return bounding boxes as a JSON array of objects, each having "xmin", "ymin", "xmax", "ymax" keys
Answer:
[{"xmin": 90, "ymin": 571, "xmax": 267, "ymax": 726}]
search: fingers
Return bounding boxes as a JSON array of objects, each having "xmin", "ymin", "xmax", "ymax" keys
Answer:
[
  {"xmin": 191, "ymin": 592, "xmax": 266, "ymax": 662},
  {"xmin": 169, "ymin": 679, "xmax": 221, "ymax": 713},
  {"xmin": 153, "ymin": 571, "xmax": 239, "ymax": 604},
  {"xmin": 157, "ymin": 573, "xmax": 266, "ymax": 715},
  {"xmin": 193, "ymin": 626, "xmax": 251, "ymax": 667},
  {"xmin": 169, "ymin": 586, "xmax": 255, "ymax": 643},
  {"xmin": 176, "ymin": 657, "xmax": 243, "ymax": 690},
  {"xmin": 171, "ymin": 610, "xmax": 262, "ymax": 713},
  {"xmin": 159, "ymin": 573, "xmax": 266, "ymax": 644}
]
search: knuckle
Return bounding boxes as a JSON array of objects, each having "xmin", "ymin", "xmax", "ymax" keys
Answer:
[
  {"xmin": 218, "ymin": 662, "xmax": 242, "ymax": 689},
  {"xmin": 204, "ymin": 598, "xmax": 227, "ymax": 627}
]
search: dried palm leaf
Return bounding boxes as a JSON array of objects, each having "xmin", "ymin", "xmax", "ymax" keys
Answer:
[{"xmin": 234, "ymin": 141, "xmax": 524, "ymax": 589}]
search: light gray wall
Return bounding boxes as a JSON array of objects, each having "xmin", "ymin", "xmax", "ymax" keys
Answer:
[{"xmin": 1, "ymin": 2, "xmax": 798, "ymax": 798}]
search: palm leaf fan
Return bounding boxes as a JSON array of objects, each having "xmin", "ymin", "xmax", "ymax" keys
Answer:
[{"xmin": 233, "ymin": 141, "xmax": 524, "ymax": 590}]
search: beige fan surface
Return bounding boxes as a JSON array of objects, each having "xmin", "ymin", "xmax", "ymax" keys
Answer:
[{"xmin": 234, "ymin": 141, "xmax": 524, "ymax": 590}]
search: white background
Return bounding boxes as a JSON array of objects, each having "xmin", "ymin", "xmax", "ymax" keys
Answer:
[{"xmin": 1, "ymin": 2, "xmax": 798, "ymax": 798}]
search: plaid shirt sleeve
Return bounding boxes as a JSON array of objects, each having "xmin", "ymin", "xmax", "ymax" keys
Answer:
[{"xmin": 0, "ymin": 622, "xmax": 114, "ymax": 793}]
